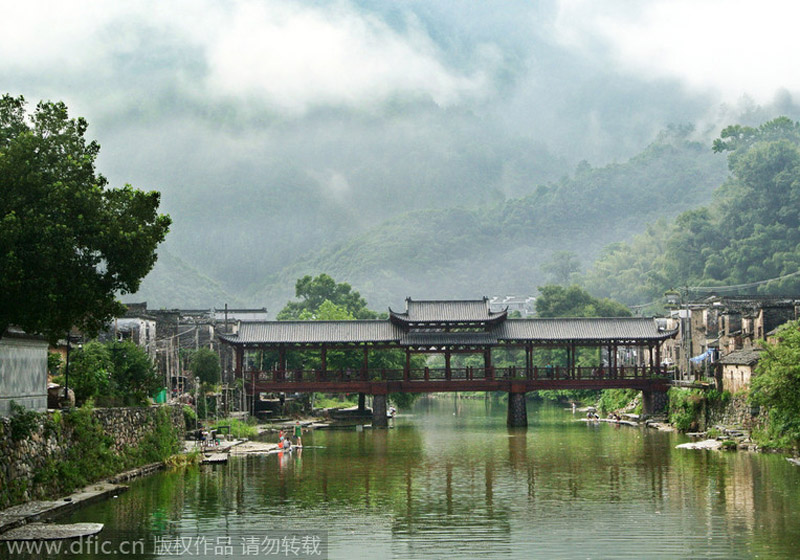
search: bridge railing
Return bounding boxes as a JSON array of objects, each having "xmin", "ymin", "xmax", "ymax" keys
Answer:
[{"xmin": 246, "ymin": 365, "xmax": 667, "ymax": 384}]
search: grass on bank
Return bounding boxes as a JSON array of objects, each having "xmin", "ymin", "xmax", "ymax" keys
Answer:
[
  {"xmin": 209, "ymin": 417, "xmax": 259, "ymax": 438},
  {"xmin": 2, "ymin": 404, "xmax": 183, "ymax": 509}
]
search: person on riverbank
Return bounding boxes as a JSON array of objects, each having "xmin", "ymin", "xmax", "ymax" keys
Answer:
[{"xmin": 294, "ymin": 422, "xmax": 303, "ymax": 448}]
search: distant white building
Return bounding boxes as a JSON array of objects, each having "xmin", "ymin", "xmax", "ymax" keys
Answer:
[
  {"xmin": 99, "ymin": 317, "xmax": 157, "ymax": 360},
  {"xmin": 488, "ymin": 296, "xmax": 536, "ymax": 318},
  {"xmin": 212, "ymin": 308, "xmax": 269, "ymax": 324}
]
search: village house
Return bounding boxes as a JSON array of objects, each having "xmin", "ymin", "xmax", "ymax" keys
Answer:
[
  {"xmin": 717, "ymin": 347, "xmax": 763, "ymax": 393},
  {"xmin": 117, "ymin": 303, "xmax": 268, "ymax": 395},
  {"xmin": 661, "ymin": 295, "xmax": 799, "ymax": 387},
  {"xmin": 96, "ymin": 307, "xmax": 158, "ymax": 361}
]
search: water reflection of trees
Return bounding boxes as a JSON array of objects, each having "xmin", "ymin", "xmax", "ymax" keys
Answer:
[{"xmin": 62, "ymin": 399, "xmax": 800, "ymax": 558}]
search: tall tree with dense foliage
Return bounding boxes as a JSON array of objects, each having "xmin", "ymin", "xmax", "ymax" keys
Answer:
[
  {"xmin": 190, "ymin": 348, "xmax": 221, "ymax": 386},
  {"xmin": 277, "ymin": 273, "xmax": 376, "ymax": 320},
  {"xmin": 65, "ymin": 341, "xmax": 113, "ymax": 405},
  {"xmin": 535, "ymin": 285, "xmax": 632, "ymax": 318},
  {"xmin": 0, "ymin": 94, "xmax": 171, "ymax": 341},
  {"xmin": 62, "ymin": 340, "xmax": 159, "ymax": 405},
  {"xmin": 273, "ymin": 275, "xmax": 422, "ymax": 407},
  {"xmin": 751, "ymin": 320, "xmax": 800, "ymax": 449},
  {"xmin": 533, "ymin": 284, "xmax": 630, "ymax": 403},
  {"xmin": 107, "ymin": 341, "xmax": 161, "ymax": 405}
]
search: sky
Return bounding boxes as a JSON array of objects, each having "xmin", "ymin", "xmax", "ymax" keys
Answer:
[{"xmin": 2, "ymin": 0, "xmax": 799, "ymax": 306}]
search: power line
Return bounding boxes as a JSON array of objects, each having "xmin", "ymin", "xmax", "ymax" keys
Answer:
[
  {"xmin": 687, "ymin": 269, "xmax": 800, "ymax": 294},
  {"xmin": 629, "ymin": 298, "xmax": 663, "ymax": 309}
]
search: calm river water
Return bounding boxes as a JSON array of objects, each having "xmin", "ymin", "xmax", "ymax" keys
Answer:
[{"xmin": 27, "ymin": 398, "xmax": 800, "ymax": 559}]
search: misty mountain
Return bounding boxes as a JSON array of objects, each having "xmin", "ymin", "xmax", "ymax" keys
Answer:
[
  {"xmin": 128, "ymin": 248, "xmax": 245, "ymax": 310},
  {"xmin": 247, "ymin": 129, "xmax": 728, "ymax": 311},
  {"xmin": 584, "ymin": 117, "xmax": 800, "ymax": 307}
]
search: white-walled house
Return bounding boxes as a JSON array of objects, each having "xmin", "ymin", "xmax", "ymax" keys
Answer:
[{"xmin": 0, "ymin": 328, "xmax": 49, "ymax": 416}]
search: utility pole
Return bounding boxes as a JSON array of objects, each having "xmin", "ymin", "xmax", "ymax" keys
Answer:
[
  {"xmin": 684, "ymin": 285, "xmax": 691, "ymax": 381},
  {"xmin": 665, "ymin": 287, "xmax": 691, "ymax": 380}
]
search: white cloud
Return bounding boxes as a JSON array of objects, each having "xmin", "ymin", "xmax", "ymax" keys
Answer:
[
  {"xmin": 308, "ymin": 168, "xmax": 351, "ymax": 201},
  {"xmin": 202, "ymin": 1, "xmax": 491, "ymax": 113},
  {"xmin": 0, "ymin": 1, "xmax": 118, "ymax": 73},
  {"xmin": 0, "ymin": 0, "xmax": 492, "ymax": 115},
  {"xmin": 553, "ymin": 0, "xmax": 800, "ymax": 102}
]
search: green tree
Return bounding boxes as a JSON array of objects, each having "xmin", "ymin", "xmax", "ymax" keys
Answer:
[
  {"xmin": 585, "ymin": 116, "xmax": 800, "ymax": 304},
  {"xmin": 277, "ymin": 274, "xmax": 376, "ymax": 320},
  {"xmin": 298, "ymin": 299, "xmax": 355, "ymax": 321},
  {"xmin": 533, "ymin": 285, "xmax": 631, "ymax": 380},
  {"xmin": 535, "ymin": 285, "xmax": 631, "ymax": 318},
  {"xmin": 190, "ymin": 347, "xmax": 221, "ymax": 386},
  {"xmin": 63, "ymin": 341, "xmax": 112, "ymax": 405},
  {"xmin": 61, "ymin": 340, "xmax": 158, "ymax": 405},
  {"xmin": 540, "ymin": 250, "xmax": 581, "ymax": 285},
  {"xmin": 47, "ymin": 352, "xmax": 62, "ymax": 376},
  {"xmin": 108, "ymin": 341, "xmax": 160, "ymax": 405},
  {"xmin": 751, "ymin": 320, "xmax": 800, "ymax": 448},
  {"xmin": 0, "ymin": 95, "xmax": 171, "ymax": 342},
  {"xmin": 275, "ymin": 275, "xmax": 422, "ymax": 408}
]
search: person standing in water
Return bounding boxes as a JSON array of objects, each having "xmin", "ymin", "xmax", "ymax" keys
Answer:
[{"xmin": 294, "ymin": 422, "xmax": 303, "ymax": 448}]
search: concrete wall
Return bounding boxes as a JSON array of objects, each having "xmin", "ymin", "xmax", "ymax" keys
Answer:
[
  {"xmin": 0, "ymin": 405, "xmax": 184, "ymax": 508},
  {"xmin": 0, "ymin": 334, "xmax": 49, "ymax": 417}
]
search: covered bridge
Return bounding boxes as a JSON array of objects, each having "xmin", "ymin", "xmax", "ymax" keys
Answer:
[{"xmin": 218, "ymin": 298, "xmax": 677, "ymax": 426}]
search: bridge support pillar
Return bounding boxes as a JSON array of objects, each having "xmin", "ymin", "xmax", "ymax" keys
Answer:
[
  {"xmin": 507, "ymin": 390, "xmax": 527, "ymax": 428},
  {"xmin": 372, "ymin": 394, "xmax": 388, "ymax": 428},
  {"xmin": 642, "ymin": 389, "xmax": 668, "ymax": 416},
  {"xmin": 358, "ymin": 393, "xmax": 366, "ymax": 412}
]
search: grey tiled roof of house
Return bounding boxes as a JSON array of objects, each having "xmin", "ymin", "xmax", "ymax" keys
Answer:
[{"xmin": 718, "ymin": 347, "xmax": 763, "ymax": 365}]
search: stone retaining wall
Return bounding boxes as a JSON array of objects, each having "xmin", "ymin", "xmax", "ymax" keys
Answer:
[
  {"xmin": 91, "ymin": 406, "xmax": 184, "ymax": 454},
  {"xmin": 0, "ymin": 405, "xmax": 184, "ymax": 509},
  {"xmin": 706, "ymin": 393, "xmax": 767, "ymax": 432}
]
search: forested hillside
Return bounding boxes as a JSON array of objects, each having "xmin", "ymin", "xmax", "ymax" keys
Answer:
[
  {"xmin": 583, "ymin": 117, "xmax": 800, "ymax": 307},
  {"xmin": 127, "ymin": 248, "xmax": 244, "ymax": 309},
  {"xmin": 252, "ymin": 127, "xmax": 727, "ymax": 310}
]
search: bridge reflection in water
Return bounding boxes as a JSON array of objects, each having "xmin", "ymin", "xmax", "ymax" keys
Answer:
[{"xmin": 218, "ymin": 298, "xmax": 678, "ymax": 426}]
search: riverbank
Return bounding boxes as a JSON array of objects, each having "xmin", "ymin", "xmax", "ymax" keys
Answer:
[
  {"xmin": 0, "ymin": 460, "xmax": 167, "ymax": 536},
  {"xmin": 0, "ymin": 434, "xmax": 251, "ymax": 537},
  {"xmin": 0, "ymin": 405, "xmax": 185, "ymax": 510},
  {"xmin": 580, "ymin": 387, "xmax": 799, "ymax": 457}
]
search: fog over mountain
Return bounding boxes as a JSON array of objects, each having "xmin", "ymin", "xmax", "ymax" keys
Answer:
[{"xmin": 3, "ymin": 1, "xmax": 800, "ymax": 312}]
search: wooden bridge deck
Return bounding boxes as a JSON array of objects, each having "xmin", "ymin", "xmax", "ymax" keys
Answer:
[{"xmin": 246, "ymin": 366, "xmax": 670, "ymax": 394}]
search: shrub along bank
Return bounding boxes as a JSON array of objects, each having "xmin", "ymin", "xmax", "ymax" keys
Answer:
[
  {"xmin": 0, "ymin": 404, "xmax": 184, "ymax": 509},
  {"xmin": 664, "ymin": 386, "xmax": 787, "ymax": 449}
]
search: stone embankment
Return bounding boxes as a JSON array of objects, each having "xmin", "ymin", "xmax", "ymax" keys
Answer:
[
  {"xmin": 706, "ymin": 393, "xmax": 767, "ymax": 433},
  {"xmin": 0, "ymin": 405, "xmax": 184, "ymax": 509}
]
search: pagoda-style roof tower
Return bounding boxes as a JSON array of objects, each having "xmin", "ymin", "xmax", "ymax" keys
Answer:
[{"xmin": 389, "ymin": 298, "xmax": 507, "ymax": 329}]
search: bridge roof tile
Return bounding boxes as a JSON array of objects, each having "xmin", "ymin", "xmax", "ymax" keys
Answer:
[
  {"xmin": 218, "ymin": 317, "xmax": 677, "ymax": 346},
  {"xmin": 221, "ymin": 320, "xmax": 402, "ymax": 345},
  {"xmin": 390, "ymin": 298, "xmax": 506, "ymax": 324},
  {"xmin": 496, "ymin": 318, "xmax": 676, "ymax": 342},
  {"xmin": 401, "ymin": 331, "xmax": 498, "ymax": 346}
]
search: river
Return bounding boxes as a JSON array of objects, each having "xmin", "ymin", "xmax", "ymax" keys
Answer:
[{"xmin": 24, "ymin": 397, "xmax": 800, "ymax": 559}]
